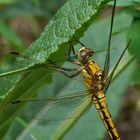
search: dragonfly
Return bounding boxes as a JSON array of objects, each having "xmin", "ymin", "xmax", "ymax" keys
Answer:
[{"xmin": 1, "ymin": 0, "xmax": 131, "ymax": 140}]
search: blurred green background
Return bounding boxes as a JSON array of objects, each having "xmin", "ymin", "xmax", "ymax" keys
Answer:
[{"xmin": 0, "ymin": 0, "xmax": 140, "ymax": 140}]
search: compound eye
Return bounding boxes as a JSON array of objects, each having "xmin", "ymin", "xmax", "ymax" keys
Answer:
[{"xmin": 80, "ymin": 49, "xmax": 86, "ymax": 57}]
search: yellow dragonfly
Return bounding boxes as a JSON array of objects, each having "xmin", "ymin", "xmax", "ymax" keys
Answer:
[{"xmin": 1, "ymin": 0, "xmax": 132, "ymax": 140}]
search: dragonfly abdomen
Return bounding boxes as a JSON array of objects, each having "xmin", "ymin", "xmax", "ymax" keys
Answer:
[{"xmin": 92, "ymin": 92, "xmax": 120, "ymax": 140}]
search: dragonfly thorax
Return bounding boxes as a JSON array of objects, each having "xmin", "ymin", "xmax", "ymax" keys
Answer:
[{"xmin": 77, "ymin": 47, "xmax": 94, "ymax": 64}]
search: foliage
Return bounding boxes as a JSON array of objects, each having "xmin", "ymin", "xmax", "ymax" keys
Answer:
[{"xmin": 0, "ymin": 0, "xmax": 140, "ymax": 140}]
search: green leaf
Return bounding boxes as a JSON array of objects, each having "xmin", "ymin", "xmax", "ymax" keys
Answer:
[
  {"xmin": 109, "ymin": 0, "xmax": 137, "ymax": 6},
  {"xmin": 0, "ymin": 0, "xmax": 111, "ymax": 139},
  {"xmin": 4, "ymin": 12, "xmax": 135, "ymax": 140},
  {"xmin": 134, "ymin": 0, "xmax": 140, "ymax": 3},
  {"xmin": 0, "ymin": 0, "xmax": 13, "ymax": 4},
  {"xmin": 0, "ymin": 0, "xmax": 42, "ymax": 19},
  {"xmin": 0, "ymin": 22, "xmax": 24, "ymax": 52},
  {"xmin": 0, "ymin": 0, "xmax": 71, "ymax": 20},
  {"xmin": 127, "ymin": 18, "xmax": 140, "ymax": 57},
  {"xmin": 125, "ymin": 8, "xmax": 140, "ymax": 18},
  {"xmin": 128, "ymin": 16, "xmax": 140, "ymax": 85},
  {"xmin": 130, "ymin": 64, "xmax": 140, "ymax": 84}
]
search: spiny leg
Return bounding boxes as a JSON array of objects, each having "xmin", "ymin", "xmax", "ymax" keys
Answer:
[
  {"xmin": 102, "ymin": 0, "xmax": 117, "ymax": 80},
  {"xmin": 74, "ymin": 38, "xmax": 87, "ymax": 47},
  {"xmin": 47, "ymin": 39, "xmax": 87, "ymax": 78},
  {"xmin": 66, "ymin": 44, "xmax": 77, "ymax": 62},
  {"xmin": 66, "ymin": 38, "xmax": 88, "ymax": 62},
  {"xmin": 48, "ymin": 39, "xmax": 87, "ymax": 78},
  {"xmin": 47, "ymin": 59, "xmax": 81, "ymax": 78},
  {"xmin": 65, "ymin": 41, "xmax": 84, "ymax": 66},
  {"xmin": 60, "ymin": 70, "xmax": 81, "ymax": 78},
  {"xmin": 66, "ymin": 37, "xmax": 88, "ymax": 62}
]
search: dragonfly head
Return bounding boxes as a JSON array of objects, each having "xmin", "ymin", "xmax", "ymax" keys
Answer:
[{"xmin": 78, "ymin": 47, "xmax": 94, "ymax": 63}]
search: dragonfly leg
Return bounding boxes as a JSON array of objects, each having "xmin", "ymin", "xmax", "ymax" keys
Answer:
[
  {"xmin": 74, "ymin": 37, "xmax": 87, "ymax": 47},
  {"xmin": 59, "ymin": 70, "xmax": 81, "ymax": 78},
  {"xmin": 67, "ymin": 38, "xmax": 86, "ymax": 60},
  {"xmin": 66, "ymin": 45, "xmax": 77, "ymax": 61},
  {"xmin": 65, "ymin": 44, "xmax": 81, "ymax": 65},
  {"xmin": 47, "ymin": 59, "xmax": 82, "ymax": 78},
  {"xmin": 65, "ymin": 43, "xmax": 81, "ymax": 65}
]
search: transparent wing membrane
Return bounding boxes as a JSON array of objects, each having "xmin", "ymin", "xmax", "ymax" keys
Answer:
[{"xmin": 7, "ymin": 93, "xmax": 92, "ymax": 123}]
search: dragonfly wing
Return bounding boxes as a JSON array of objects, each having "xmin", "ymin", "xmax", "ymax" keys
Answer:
[
  {"xmin": 38, "ymin": 68, "xmax": 87, "ymax": 96},
  {"xmin": 11, "ymin": 94, "xmax": 92, "ymax": 123}
]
